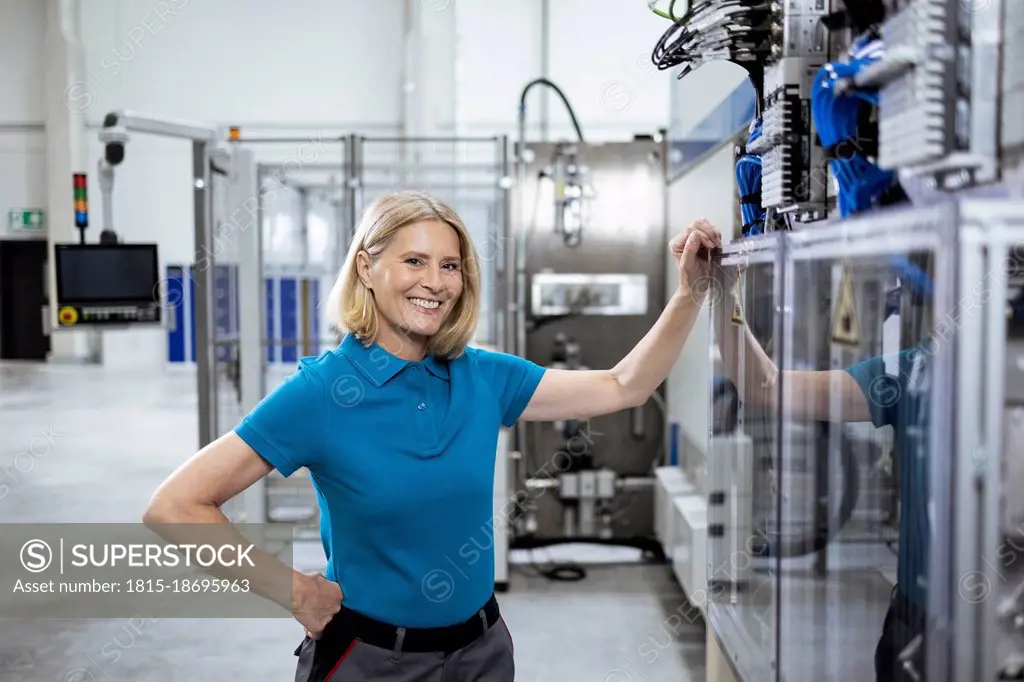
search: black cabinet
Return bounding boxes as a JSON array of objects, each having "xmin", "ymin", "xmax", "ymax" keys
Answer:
[{"xmin": 0, "ymin": 239, "xmax": 51, "ymax": 361}]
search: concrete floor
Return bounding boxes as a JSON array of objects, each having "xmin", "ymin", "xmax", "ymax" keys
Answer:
[{"xmin": 0, "ymin": 362, "xmax": 706, "ymax": 681}]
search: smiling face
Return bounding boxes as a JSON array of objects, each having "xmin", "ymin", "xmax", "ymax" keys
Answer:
[{"xmin": 357, "ymin": 219, "xmax": 464, "ymax": 359}]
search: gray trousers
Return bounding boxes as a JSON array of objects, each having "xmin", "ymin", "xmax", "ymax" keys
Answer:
[{"xmin": 294, "ymin": 612, "xmax": 515, "ymax": 681}]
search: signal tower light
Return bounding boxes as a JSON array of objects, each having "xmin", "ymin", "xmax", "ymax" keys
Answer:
[{"xmin": 73, "ymin": 173, "xmax": 88, "ymax": 244}]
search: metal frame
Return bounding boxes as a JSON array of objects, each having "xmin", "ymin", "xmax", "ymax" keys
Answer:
[
  {"xmin": 707, "ymin": 232, "xmax": 786, "ymax": 682},
  {"xmin": 99, "ymin": 111, "xmax": 224, "ymax": 448},
  {"xmin": 957, "ymin": 200, "xmax": 1024, "ymax": 682},
  {"xmin": 227, "ymin": 149, "xmax": 265, "ymax": 523}
]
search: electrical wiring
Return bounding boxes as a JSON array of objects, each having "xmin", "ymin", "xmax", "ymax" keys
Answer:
[
  {"xmin": 736, "ymin": 156, "xmax": 764, "ymax": 235},
  {"xmin": 650, "ymin": 0, "xmax": 772, "ymax": 117},
  {"xmin": 647, "ymin": 0, "xmax": 683, "ymax": 22},
  {"xmin": 810, "ymin": 36, "xmax": 898, "ymax": 219},
  {"xmin": 650, "ymin": 3, "xmax": 773, "ymax": 66},
  {"xmin": 735, "ymin": 117, "xmax": 767, "ymax": 236}
]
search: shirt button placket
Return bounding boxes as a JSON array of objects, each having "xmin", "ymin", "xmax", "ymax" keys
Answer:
[
  {"xmin": 411, "ymin": 365, "xmax": 435, "ymax": 448},
  {"xmin": 412, "ymin": 366, "xmax": 429, "ymax": 426}
]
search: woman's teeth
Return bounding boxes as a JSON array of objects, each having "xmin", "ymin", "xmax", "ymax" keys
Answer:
[{"xmin": 410, "ymin": 298, "xmax": 440, "ymax": 310}]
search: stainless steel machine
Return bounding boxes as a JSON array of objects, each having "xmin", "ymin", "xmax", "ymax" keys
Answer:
[{"xmin": 507, "ymin": 137, "xmax": 670, "ymax": 549}]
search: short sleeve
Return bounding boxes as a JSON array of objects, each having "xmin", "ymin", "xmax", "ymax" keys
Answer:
[
  {"xmin": 234, "ymin": 358, "xmax": 327, "ymax": 477},
  {"xmin": 844, "ymin": 352, "xmax": 909, "ymax": 429},
  {"xmin": 470, "ymin": 348, "xmax": 547, "ymax": 428}
]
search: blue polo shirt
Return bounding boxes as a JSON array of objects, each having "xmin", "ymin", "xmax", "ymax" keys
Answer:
[
  {"xmin": 845, "ymin": 346, "xmax": 931, "ymax": 608},
  {"xmin": 234, "ymin": 333, "xmax": 546, "ymax": 627}
]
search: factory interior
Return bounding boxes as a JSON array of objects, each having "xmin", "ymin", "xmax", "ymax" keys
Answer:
[{"xmin": 2, "ymin": 0, "xmax": 1024, "ymax": 680}]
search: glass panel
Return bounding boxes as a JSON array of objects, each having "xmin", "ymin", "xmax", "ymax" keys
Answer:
[
  {"xmin": 993, "ymin": 242, "xmax": 1024, "ymax": 680},
  {"xmin": 252, "ymin": 137, "xmax": 347, "ymax": 538},
  {"xmin": 707, "ymin": 250, "xmax": 780, "ymax": 680},
  {"xmin": 209, "ymin": 166, "xmax": 243, "ymax": 439},
  {"xmin": 667, "ymin": 67, "xmax": 757, "ymax": 179},
  {"xmin": 777, "ymin": 248, "xmax": 939, "ymax": 682}
]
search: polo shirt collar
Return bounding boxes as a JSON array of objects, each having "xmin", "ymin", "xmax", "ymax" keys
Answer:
[{"xmin": 340, "ymin": 333, "xmax": 450, "ymax": 386}]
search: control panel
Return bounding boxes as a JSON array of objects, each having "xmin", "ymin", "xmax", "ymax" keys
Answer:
[
  {"xmin": 57, "ymin": 303, "xmax": 162, "ymax": 327},
  {"xmin": 53, "ymin": 242, "xmax": 161, "ymax": 328}
]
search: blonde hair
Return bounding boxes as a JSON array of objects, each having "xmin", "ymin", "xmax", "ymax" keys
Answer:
[{"xmin": 324, "ymin": 190, "xmax": 481, "ymax": 359}]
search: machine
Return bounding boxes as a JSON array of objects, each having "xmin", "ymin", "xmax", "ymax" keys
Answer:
[
  {"xmin": 53, "ymin": 243, "xmax": 162, "ymax": 328},
  {"xmin": 502, "ymin": 79, "xmax": 671, "ymax": 563},
  {"xmin": 647, "ymin": 0, "xmax": 1024, "ymax": 680},
  {"xmin": 94, "ymin": 111, "xmax": 265, "ymax": 526}
]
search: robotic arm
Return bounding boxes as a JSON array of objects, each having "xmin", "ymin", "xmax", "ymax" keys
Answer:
[{"xmin": 96, "ymin": 111, "xmax": 225, "ymax": 245}]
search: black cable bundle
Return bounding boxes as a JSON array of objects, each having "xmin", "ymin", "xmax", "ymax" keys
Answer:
[
  {"xmin": 651, "ymin": 0, "xmax": 775, "ymax": 112},
  {"xmin": 820, "ymin": 0, "xmax": 887, "ymax": 36}
]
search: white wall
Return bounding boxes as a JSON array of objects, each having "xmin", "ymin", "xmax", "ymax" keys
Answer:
[
  {"xmin": 0, "ymin": 0, "xmax": 47, "ymax": 240},
  {"xmin": 11, "ymin": 0, "xmax": 748, "ymax": 369},
  {"xmin": 72, "ymin": 0, "xmax": 405, "ymax": 368},
  {"xmin": 453, "ymin": 1, "xmax": 748, "ymax": 141},
  {"xmin": 665, "ymin": 142, "xmax": 739, "ymax": 463},
  {"xmin": 455, "ymin": 0, "xmax": 672, "ymax": 140},
  {"xmin": 79, "ymin": 0, "xmax": 404, "ymax": 256},
  {"xmin": 78, "ymin": 0, "xmax": 403, "ymax": 126}
]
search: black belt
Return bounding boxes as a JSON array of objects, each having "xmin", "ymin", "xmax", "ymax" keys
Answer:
[
  {"xmin": 889, "ymin": 585, "xmax": 927, "ymax": 633},
  {"xmin": 317, "ymin": 594, "xmax": 501, "ymax": 655}
]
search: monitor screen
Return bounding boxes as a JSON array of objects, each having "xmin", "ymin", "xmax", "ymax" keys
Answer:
[{"xmin": 55, "ymin": 244, "xmax": 160, "ymax": 304}]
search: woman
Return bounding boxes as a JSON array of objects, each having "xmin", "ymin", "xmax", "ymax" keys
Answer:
[{"xmin": 143, "ymin": 190, "xmax": 721, "ymax": 681}]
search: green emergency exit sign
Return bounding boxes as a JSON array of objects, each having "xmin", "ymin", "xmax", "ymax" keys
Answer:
[{"xmin": 8, "ymin": 209, "xmax": 45, "ymax": 231}]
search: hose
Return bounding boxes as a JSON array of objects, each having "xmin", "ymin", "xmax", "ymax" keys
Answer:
[
  {"xmin": 517, "ymin": 78, "xmax": 585, "ymax": 145},
  {"xmin": 513, "ymin": 78, "xmax": 584, "ymax": 493}
]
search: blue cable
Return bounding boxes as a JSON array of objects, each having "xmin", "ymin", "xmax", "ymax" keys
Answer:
[
  {"xmin": 810, "ymin": 38, "xmax": 896, "ymax": 218},
  {"xmin": 888, "ymin": 256, "xmax": 934, "ymax": 300},
  {"xmin": 736, "ymin": 117, "xmax": 766, "ymax": 236},
  {"xmin": 736, "ymin": 154, "xmax": 763, "ymax": 235}
]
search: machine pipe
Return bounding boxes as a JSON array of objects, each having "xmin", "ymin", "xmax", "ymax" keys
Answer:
[
  {"xmin": 102, "ymin": 110, "xmax": 218, "ymax": 141},
  {"xmin": 358, "ymin": 136, "xmax": 502, "ymax": 143},
  {"xmin": 523, "ymin": 475, "xmax": 654, "ymax": 491},
  {"xmin": 512, "ymin": 78, "xmax": 582, "ymax": 486}
]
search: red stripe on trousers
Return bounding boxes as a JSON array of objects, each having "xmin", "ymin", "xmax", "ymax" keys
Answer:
[{"xmin": 325, "ymin": 640, "xmax": 358, "ymax": 679}]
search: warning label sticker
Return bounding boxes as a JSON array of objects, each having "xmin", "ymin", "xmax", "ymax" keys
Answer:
[{"xmin": 831, "ymin": 266, "xmax": 860, "ymax": 348}]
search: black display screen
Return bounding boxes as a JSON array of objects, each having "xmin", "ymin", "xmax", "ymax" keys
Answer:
[{"xmin": 55, "ymin": 244, "xmax": 160, "ymax": 304}]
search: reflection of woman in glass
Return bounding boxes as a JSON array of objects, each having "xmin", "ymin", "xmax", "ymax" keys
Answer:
[{"xmin": 713, "ymin": 266, "xmax": 929, "ymax": 682}]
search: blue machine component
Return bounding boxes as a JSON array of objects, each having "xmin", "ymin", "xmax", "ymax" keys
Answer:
[
  {"xmin": 214, "ymin": 265, "xmax": 232, "ymax": 363},
  {"xmin": 279, "ymin": 278, "xmax": 298, "ymax": 364},
  {"xmin": 265, "ymin": 277, "xmax": 276, "ymax": 364},
  {"xmin": 735, "ymin": 117, "xmax": 766, "ymax": 238},
  {"xmin": 231, "ymin": 264, "xmax": 240, "ymax": 339},
  {"xmin": 188, "ymin": 266, "xmax": 197, "ymax": 363},
  {"xmin": 166, "ymin": 266, "xmax": 186, "ymax": 363},
  {"xmin": 669, "ymin": 422, "xmax": 679, "ymax": 467},
  {"xmin": 884, "ymin": 255, "xmax": 938, "ymax": 319},
  {"xmin": 165, "ymin": 266, "xmax": 327, "ymax": 365},
  {"xmin": 811, "ymin": 36, "xmax": 897, "ymax": 219},
  {"xmin": 310, "ymin": 278, "xmax": 321, "ymax": 355}
]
